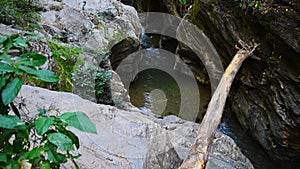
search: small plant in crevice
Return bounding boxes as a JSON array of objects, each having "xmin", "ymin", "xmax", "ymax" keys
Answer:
[
  {"xmin": 71, "ymin": 65, "xmax": 112, "ymax": 104},
  {"xmin": 97, "ymin": 18, "xmax": 109, "ymax": 38},
  {"xmin": 0, "ymin": 0, "xmax": 42, "ymax": 30},
  {"xmin": 234, "ymin": 0, "xmax": 263, "ymax": 10},
  {"xmin": 233, "ymin": 0, "xmax": 294, "ymax": 14},
  {"xmin": 0, "ymin": 34, "xmax": 97, "ymax": 168},
  {"xmin": 113, "ymin": 31, "xmax": 124, "ymax": 42},
  {"xmin": 48, "ymin": 41, "xmax": 84, "ymax": 92}
]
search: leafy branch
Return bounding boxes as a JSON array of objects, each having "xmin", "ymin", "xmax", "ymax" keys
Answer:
[{"xmin": 0, "ymin": 34, "xmax": 97, "ymax": 169}]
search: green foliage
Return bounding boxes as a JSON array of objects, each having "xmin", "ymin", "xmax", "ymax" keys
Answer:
[
  {"xmin": 182, "ymin": 0, "xmax": 187, "ymax": 4},
  {"xmin": 0, "ymin": 34, "xmax": 59, "ymax": 114},
  {"xmin": 234, "ymin": 0, "xmax": 263, "ymax": 11},
  {"xmin": 0, "ymin": 110, "xmax": 97, "ymax": 169},
  {"xmin": 48, "ymin": 41, "xmax": 83, "ymax": 92},
  {"xmin": 0, "ymin": 34, "xmax": 97, "ymax": 169},
  {"xmin": 0, "ymin": 0, "xmax": 42, "ymax": 30},
  {"xmin": 98, "ymin": 18, "xmax": 109, "ymax": 38},
  {"xmin": 72, "ymin": 65, "xmax": 112, "ymax": 102},
  {"xmin": 113, "ymin": 31, "xmax": 124, "ymax": 42}
]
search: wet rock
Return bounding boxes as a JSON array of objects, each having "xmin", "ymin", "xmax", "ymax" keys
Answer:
[
  {"xmin": 109, "ymin": 37, "xmax": 140, "ymax": 70},
  {"xmin": 190, "ymin": 0, "xmax": 300, "ymax": 163},
  {"xmin": 16, "ymin": 85, "xmax": 254, "ymax": 169},
  {"xmin": 110, "ymin": 70, "xmax": 133, "ymax": 109}
]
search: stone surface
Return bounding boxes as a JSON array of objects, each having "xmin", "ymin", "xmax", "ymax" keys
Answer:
[
  {"xmin": 16, "ymin": 85, "xmax": 254, "ymax": 169},
  {"xmin": 0, "ymin": 0, "xmax": 142, "ymax": 106},
  {"xmin": 189, "ymin": 0, "xmax": 300, "ymax": 163},
  {"xmin": 35, "ymin": 0, "xmax": 142, "ymax": 66}
]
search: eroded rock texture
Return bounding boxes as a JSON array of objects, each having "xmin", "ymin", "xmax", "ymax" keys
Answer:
[{"xmin": 189, "ymin": 0, "xmax": 300, "ymax": 163}]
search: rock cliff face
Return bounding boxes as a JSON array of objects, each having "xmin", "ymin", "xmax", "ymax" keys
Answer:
[{"xmin": 188, "ymin": 0, "xmax": 300, "ymax": 163}]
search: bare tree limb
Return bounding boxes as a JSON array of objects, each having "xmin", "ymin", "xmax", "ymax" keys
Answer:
[{"xmin": 179, "ymin": 40, "xmax": 259, "ymax": 169}]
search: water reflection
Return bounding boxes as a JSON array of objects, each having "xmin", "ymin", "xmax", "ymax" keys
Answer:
[{"xmin": 128, "ymin": 48, "xmax": 211, "ymax": 121}]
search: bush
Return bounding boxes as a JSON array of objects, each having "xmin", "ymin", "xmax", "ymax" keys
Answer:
[
  {"xmin": 0, "ymin": 34, "xmax": 97, "ymax": 169},
  {"xmin": 72, "ymin": 65, "xmax": 112, "ymax": 103},
  {"xmin": 48, "ymin": 41, "xmax": 83, "ymax": 92},
  {"xmin": 0, "ymin": 34, "xmax": 58, "ymax": 115},
  {"xmin": 0, "ymin": 110, "xmax": 97, "ymax": 169}
]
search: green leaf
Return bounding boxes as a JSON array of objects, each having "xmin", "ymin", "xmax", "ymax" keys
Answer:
[
  {"xmin": 38, "ymin": 108, "xmax": 47, "ymax": 115},
  {"xmin": 0, "ymin": 62, "xmax": 14, "ymax": 73},
  {"xmin": 40, "ymin": 161, "xmax": 51, "ymax": 169},
  {"xmin": 0, "ymin": 153, "xmax": 7, "ymax": 163},
  {"xmin": 1, "ymin": 78, "xmax": 23, "ymax": 105},
  {"xmin": 248, "ymin": 2, "xmax": 255, "ymax": 7},
  {"xmin": 3, "ymin": 35, "xmax": 14, "ymax": 52},
  {"xmin": 13, "ymin": 132, "xmax": 28, "ymax": 153},
  {"xmin": 58, "ymin": 112, "xmax": 97, "ymax": 134},
  {"xmin": 64, "ymin": 130, "xmax": 80, "ymax": 149},
  {"xmin": 5, "ymin": 160, "xmax": 19, "ymax": 169},
  {"xmin": 47, "ymin": 148, "xmax": 66, "ymax": 164},
  {"xmin": 20, "ymin": 52, "xmax": 47, "ymax": 66},
  {"xmin": 0, "ymin": 74, "xmax": 11, "ymax": 91},
  {"xmin": 17, "ymin": 65, "xmax": 37, "ymax": 75},
  {"xmin": 25, "ymin": 32, "xmax": 43, "ymax": 41},
  {"xmin": 34, "ymin": 70, "xmax": 59, "ymax": 82},
  {"xmin": 0, "ymin": 54, "xmax": 13, "ymax": 64},
  {"xmin": 13, "ymin": 37, "xmax": 28, "ymax": 48},
  {"xmin": 182, "ymin": 0, "xmax": 186, "ymax": 4},
  {"xmin": 0, "ymin": 36, "xmax": 8, "ymax": 45},
  {"xmin": 22, "ymin": 147, "xmax": 45, "ymax": 160},
  {"xmin": 0, "ymin": 115, "xmax": 26, "ymax": 130},
  {"xmin": 35, "ymin": 117, "xmax": 54, "ymax": 135},
  {"xmin": 47, "ymin": 133, "xmax": 74, "ymax": 151},
  {"xmin": 14, "ymin": 69, "xmax": 25, "ymax": 76}
]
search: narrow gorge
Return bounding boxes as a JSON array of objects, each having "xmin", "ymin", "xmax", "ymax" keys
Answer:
[{"xmin": 0, "ymin": 0, "xmax": 299, "ymax": 169}]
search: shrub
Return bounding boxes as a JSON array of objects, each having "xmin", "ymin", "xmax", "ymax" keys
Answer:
[
  {"xmin": 48, "ymin": 41, "xmax": 83, "ymax": 92},
  {"xmin": 72, "ymin": 65, "xmax": 112, "ymax": 103},
  {"xmin": 0, "ymin": 34, "xmax": 58, "ymax": 115},
  {"xmin": 0, "ymin": 34, "xmax": 97, "ymax": 169},
  {"xmin": 0, "ymin": 109, "xmax": 97, "ymax": 169}
]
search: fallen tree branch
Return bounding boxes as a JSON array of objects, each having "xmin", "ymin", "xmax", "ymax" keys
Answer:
[{"xmin": 179, "ymin": 40, "xmax": 259, "ymax": 169}]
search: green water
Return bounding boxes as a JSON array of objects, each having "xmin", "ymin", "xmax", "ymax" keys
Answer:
[{"xmin": 129, "ymin": 67, "xmax": 211, "ymax": 121}]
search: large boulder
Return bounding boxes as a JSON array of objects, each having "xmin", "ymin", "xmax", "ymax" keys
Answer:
[
  {"xmin": 36, "ymin": 0, "xmax": 141, "ymax": 49},
  {"xmin": 0, "ymin": 0, "xmax": 142, "ymax": 106},
  {"xmin": 15, "ymin": 85, "xmax": 254, "ymax": 169},
  {"xmin": 35, "ymin": 0, "xmax": 141, "ymax": 105}
]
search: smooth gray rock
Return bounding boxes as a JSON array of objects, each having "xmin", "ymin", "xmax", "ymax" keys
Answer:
[{"xmin": 16, "ymin": 85, "xmax": 254, "ymax": 169}]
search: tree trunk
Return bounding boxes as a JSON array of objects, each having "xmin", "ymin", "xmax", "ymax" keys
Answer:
[{"xmin": 179, "ymin": 40, "xmax": 259, "ymax": 169}]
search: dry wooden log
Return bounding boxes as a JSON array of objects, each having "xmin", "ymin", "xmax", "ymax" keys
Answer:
[{"xmin": 179, "ymin": 40, "xmax": 259, "ymax": 169}]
